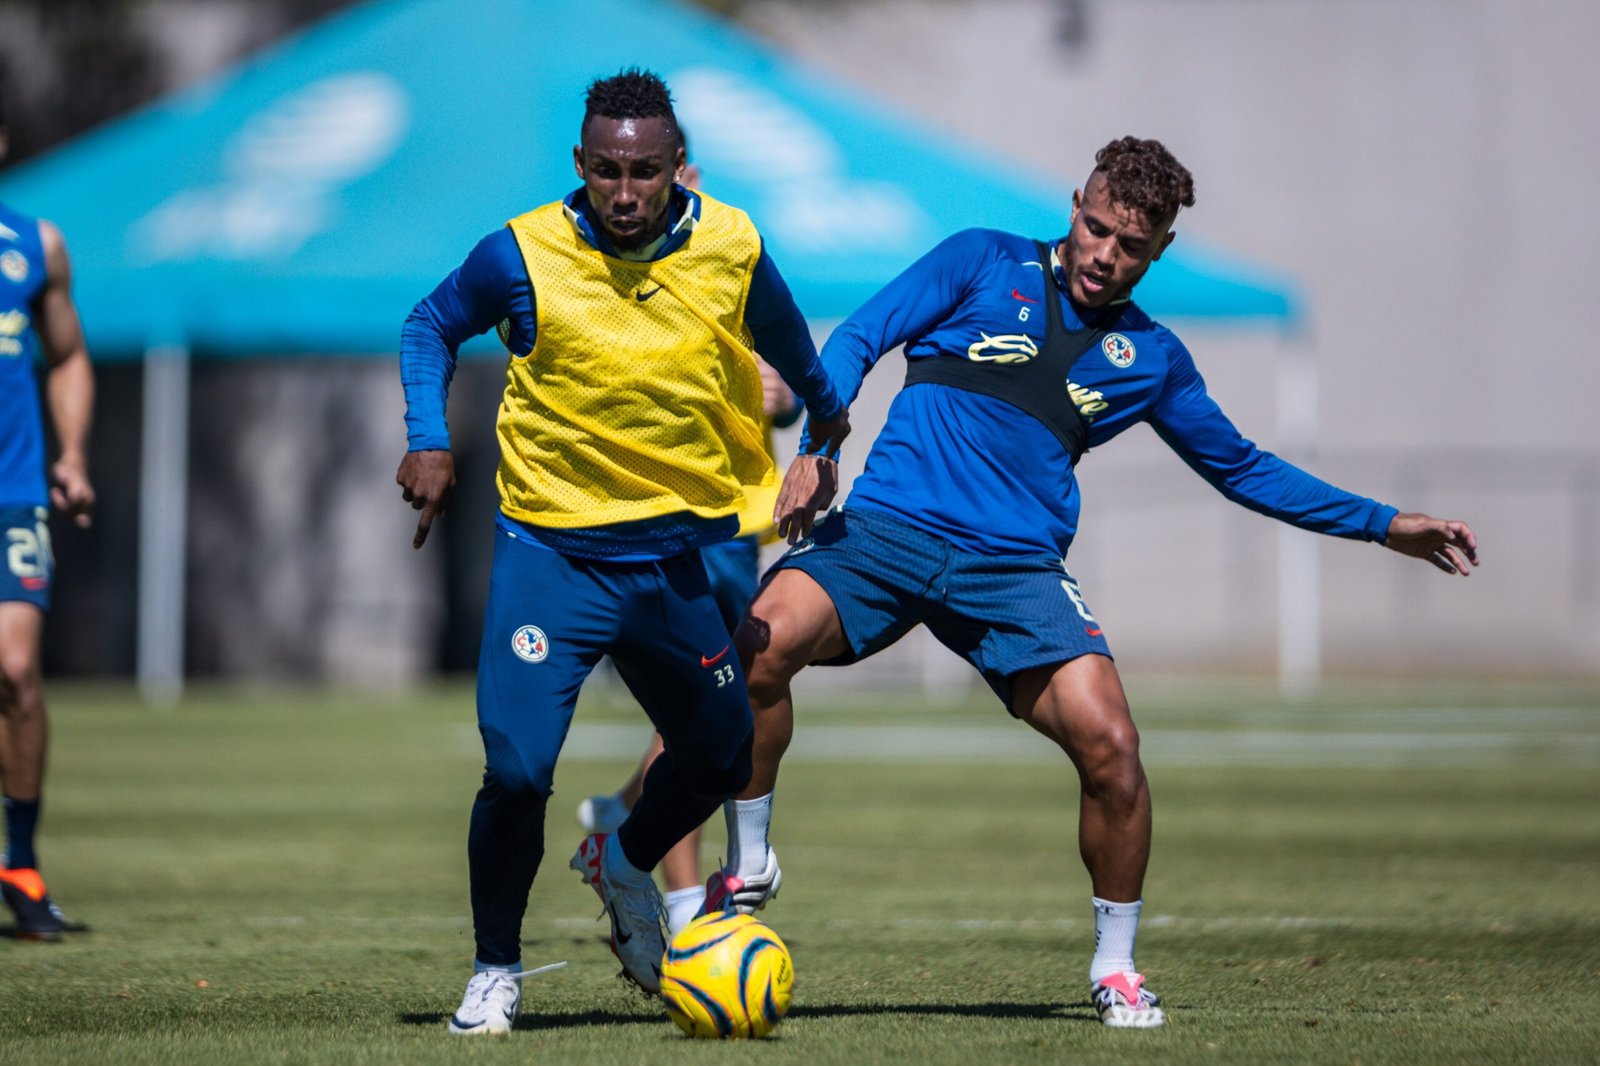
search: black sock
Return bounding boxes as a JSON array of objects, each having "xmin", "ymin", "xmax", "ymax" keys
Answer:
[{"xmin": 2, "ymin": 795, "xmax": 41, "ymax": 871}]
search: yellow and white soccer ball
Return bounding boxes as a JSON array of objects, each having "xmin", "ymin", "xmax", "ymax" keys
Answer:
[{"xmin": 660, "ymin": 912, "xmax": 794, "ymax": 1039}]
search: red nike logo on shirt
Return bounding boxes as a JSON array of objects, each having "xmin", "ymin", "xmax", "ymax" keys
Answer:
[
  {"xmin": 1011, "ymin": 289, "xmax": 1038, "ymax": 303},
  {"xmin": 701, "ymin": 645, "xmax": 731, "ymax": 667}
]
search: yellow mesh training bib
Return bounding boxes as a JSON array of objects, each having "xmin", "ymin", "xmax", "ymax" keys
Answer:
[{"xmin": 497, "ymin": 193, "xmax": 775, "ymax": 530}]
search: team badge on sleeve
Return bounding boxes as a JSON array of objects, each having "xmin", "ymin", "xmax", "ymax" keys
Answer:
[
  {"xmin": 1101, "ymin": 333, "xmax": 1136, "ymax": 368},
  {"xmin": 0, "ymin": 250, "xmax": 28, "ymax": 283},
  {"xmin": 511, "ymin": 625, "xmax": 549, "ymax": 663}
]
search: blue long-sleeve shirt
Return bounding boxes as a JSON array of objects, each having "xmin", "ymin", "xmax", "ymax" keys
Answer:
[{"xmin": 811, "ymin": 227, "xmax": 1397, "ymax": 557}]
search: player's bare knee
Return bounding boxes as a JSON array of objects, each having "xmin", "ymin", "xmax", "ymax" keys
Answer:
[
  {"xmin": 0, "ymin": 651, "xmax": 40, "ymax": 706},
  {"xmin": 1079, "ymin": 717, "xmax": 1143, "ymax": 803},
  {"xmin": 738, "ymin": 614, "xmax": 806, "ymax": 702}
]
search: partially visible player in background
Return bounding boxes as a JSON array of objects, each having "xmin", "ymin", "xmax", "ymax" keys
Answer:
[
  {"xmin": 577, "ymin": 149, "xmax": 803, "ymax": 937},
  {"xmin": 397, "ymin": 69, "xmax": 846, "ymax": 1035},
  {"xmin": 0, "ymin": 93, "xmax": 97, "ymax": 942},
  {"xmin": 710, "ymin": 136, "xmax": 1478, "ymax": 1029}
]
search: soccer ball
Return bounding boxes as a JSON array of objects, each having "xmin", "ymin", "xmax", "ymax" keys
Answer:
[{"xmin": 659, "ymin": 911, "xmax": 794, "ymax": 1039}]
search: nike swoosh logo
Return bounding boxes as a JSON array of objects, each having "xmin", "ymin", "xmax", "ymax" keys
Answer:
[
  {"xmin": 1011, "ymin": 288, "xmax": 1038, "ymax": 303},
  {"xmin": 701, "ymin": 645, "xmax": 730, "ymax": 667},
  {"xmin": 450, "ymin": 1016, "xmax": 484, "ymax": 1030},
  {"xmin": 635, "ymin": 285, "xmax": 662, "ymax": 301}
]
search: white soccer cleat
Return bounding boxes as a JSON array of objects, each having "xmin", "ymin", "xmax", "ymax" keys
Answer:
[
  {"xmin": 576, "ymin": 792, "xmax": 629, "ymax": 834},
  {"xmin": 448, "ymin": 969, "xmax": 521, "ymax": 1035},
  {"xmin": 570, "ymin": 833, "xmax": 666, "ymax": 994},
  {"xmin": 1092, "ymin": 971, "xmax": 1165, "ymax": 1028},
  {"xmin": 698, "ymin": 845, "xmax": 782, "ymax": 917}
]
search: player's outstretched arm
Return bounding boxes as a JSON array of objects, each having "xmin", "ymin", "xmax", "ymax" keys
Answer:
[
  {"xmin": 1382, "ymin": 512, "xmax": 1479, "ymax": 576},
  {"xmin": 773, "ymin": 453, "xmax": 841, "ymax": 544},
  {"xmin": 396, "ymin": 449, "xmax": 456, "ymax": 549}
]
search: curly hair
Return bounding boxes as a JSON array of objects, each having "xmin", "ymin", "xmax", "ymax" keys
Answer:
[
  {"xmin": 583, "ymin": 67, "xmax": 679, "ymax": 140},
  {"xmin": 1093, "ymin": 137, "xmax": 1195, "ymax": 225}
]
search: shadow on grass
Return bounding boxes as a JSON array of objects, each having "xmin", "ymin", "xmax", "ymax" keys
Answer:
[
  {"xmin": 0, "ymin": 920, "xmax": 91, "ymax": 940},
  {"xmin": 400, "ymin": 1009, "xmax": 665, "ymax": 1031},
  {"xmin": 401, "ymin": 1000, "xmax": 1126, "ymax": 1030}
]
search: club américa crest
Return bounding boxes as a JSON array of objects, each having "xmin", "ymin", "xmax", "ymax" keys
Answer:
[
  {"xmin": 511, "ymin": 625, "xmax": 549, "ymax": 663},
  {"xmin": 1101, "ymin": 333, "xmax": 1135, "ymax": 368},
  {"xmin": 0, "ymin": 250, "xmax": 28, "ymax": 284}
]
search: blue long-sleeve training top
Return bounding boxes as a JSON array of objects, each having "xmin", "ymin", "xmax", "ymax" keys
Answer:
[{"xmin": 808, "ymin": 227, "xmax": 1397, "ymax": 558}]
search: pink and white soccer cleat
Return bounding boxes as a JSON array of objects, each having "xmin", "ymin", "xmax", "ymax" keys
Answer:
[
  {"xmin": 1092, "ymin": 970, "xmax": 1165, "ymax": 1028},
  {"xmin": 699, "ymin": 845, "xmax": 782, "ymax": 917}
]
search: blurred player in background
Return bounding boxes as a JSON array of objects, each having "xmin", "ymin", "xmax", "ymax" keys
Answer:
[
  {"xmin": 0, "ymin": 94, "xmax": 96, "ymax": 942},
  {"xmin": 396, "ymin": 68, "xmax": 846, "ymax": 1034},
  {"xmin": 710, "ymin": 136, "xmax": 1478, "ymax": 1028},
  {"xmin": 576, "ymin": 149, "xmax": 804, "ymax": 937}
]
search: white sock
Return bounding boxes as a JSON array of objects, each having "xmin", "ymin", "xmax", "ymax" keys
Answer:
[
  {"xmin": 724, "ymin": 793, "xmax": 773, "ymax": 878},
  {"xmin": 602, "ymin": 832, "xmax": 652, "ymax": 887},
  {"xmin": 663, "ymin": 886, "xmax": 706, "ymax": 937},
  {"xmin": 473, "ymin": 959, "xmax": 522, "ymax": 975},
  {"xmin": 1089, "ymin": 896, "xmax": 1143, "ymax": 983}
]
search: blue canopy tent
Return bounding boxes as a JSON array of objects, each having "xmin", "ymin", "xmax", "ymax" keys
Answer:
[
  {"xmin": 0, "ymin": 0, "xmax": 1311, "ymax": 695},
  {"xmin": 0, "ymin": 0, "xmax": 1296, "ymax": 356}
]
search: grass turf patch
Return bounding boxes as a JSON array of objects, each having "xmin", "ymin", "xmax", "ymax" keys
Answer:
[{"xmin": 1, "ymin": 680, "xmax": 1596, "ymax": 1063}]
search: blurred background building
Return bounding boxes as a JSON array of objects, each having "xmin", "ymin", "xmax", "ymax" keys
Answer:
[{"xmin": 1, "ymin": 0, "xmax": 1595, "ymax": 692}]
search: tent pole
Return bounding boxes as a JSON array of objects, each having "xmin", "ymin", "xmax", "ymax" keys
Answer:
[
  {"xmin": 1276, "ymin": 329, "xmax": 1320, "ymax": 698},
  {"xmin": 137, "ymin": 341, "xmax": 190, "ymax": 705}
]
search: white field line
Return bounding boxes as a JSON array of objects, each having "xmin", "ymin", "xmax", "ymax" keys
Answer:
[
  {"xmin": 240, "ymin": 913, "xmax": 1524, "ymax": 934},
  {"xmin": 462, "ymin": 716, "xmax": 1600, "ymax": 768}
]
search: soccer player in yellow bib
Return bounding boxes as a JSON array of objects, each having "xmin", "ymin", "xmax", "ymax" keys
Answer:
[
  {"xmin": 575, "ymin": 147, "xmax": 804, "ymax": 939},
  {"xmin": 396, "ymin": 69, "xmax": 847, "ymax": 1035}
]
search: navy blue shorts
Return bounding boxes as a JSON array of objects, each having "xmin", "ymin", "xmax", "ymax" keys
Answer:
[
  {"xmin": 701, "ymin": 535, "xmax": 760, "ymax": 632},
  {"xmin": 476, "ymin": 532, "xmax": 752, "ymax": 796},
  {"xmin": 0, "ymin": 504, "xmax": 53, "ymax": 610},
  {"xmin": 767, "ymin": 506, "xmax": 1111, "ymax": 710}
]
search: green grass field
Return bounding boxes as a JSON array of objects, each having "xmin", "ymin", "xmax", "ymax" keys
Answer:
[{"xmin": 3, "ymin": 679, "xmax": 1598, "ymax": 1064}]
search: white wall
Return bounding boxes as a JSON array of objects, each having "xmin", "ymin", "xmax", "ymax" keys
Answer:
[{"xmin": 748, "ymin": 0, "xmax": 1600, "ymax": 682}]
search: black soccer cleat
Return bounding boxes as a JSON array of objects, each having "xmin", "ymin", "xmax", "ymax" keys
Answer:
[{"xmin": 1, "ymin": 867, "xmax": 69, "ymax": 942}]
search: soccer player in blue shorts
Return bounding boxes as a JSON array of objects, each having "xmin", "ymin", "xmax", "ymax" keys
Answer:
[
  {"xmin": 707, "ymin": 137, "xmax": 1478, "ymax": 1028},
  {"xmin": 396, "ymin": 69, "xmax": 846, "ymax": 1035},
  {"xmin": 0, "ymin": 97, "xmax": 97, "ymax": 942}
]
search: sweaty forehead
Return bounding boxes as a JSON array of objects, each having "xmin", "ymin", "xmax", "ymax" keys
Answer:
[{"xmin": 581, "ymin": 115, "xmax": 678, "ymax": 159}]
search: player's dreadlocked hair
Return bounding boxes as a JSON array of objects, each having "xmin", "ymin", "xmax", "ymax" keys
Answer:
[
  {"xmin": 1093, "ymin": 137, "xmax": 1195, "ymax": 225},
  {"xmin": 583, "ymin": 67, "xmax": 681, "ymax": 143}
]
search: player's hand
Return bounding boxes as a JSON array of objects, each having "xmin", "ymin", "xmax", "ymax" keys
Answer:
[
  {"xmin": 49, "ymin": 456, "xmax": 95, "ymax": 529},
  {"xmin": 803, "ymin": 407, "xmax": 851, "ymax": 460},
  {"xmin": 397, "ymin": 449, "xmax": 456, "ymax": 549},
  {"xmin": 1383, "ymin": 512, "xmax": 1478, "ymax": 575},
  {"xmin": 774, "ymin": 453, "xmax": 840, "ymax": 544}
]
